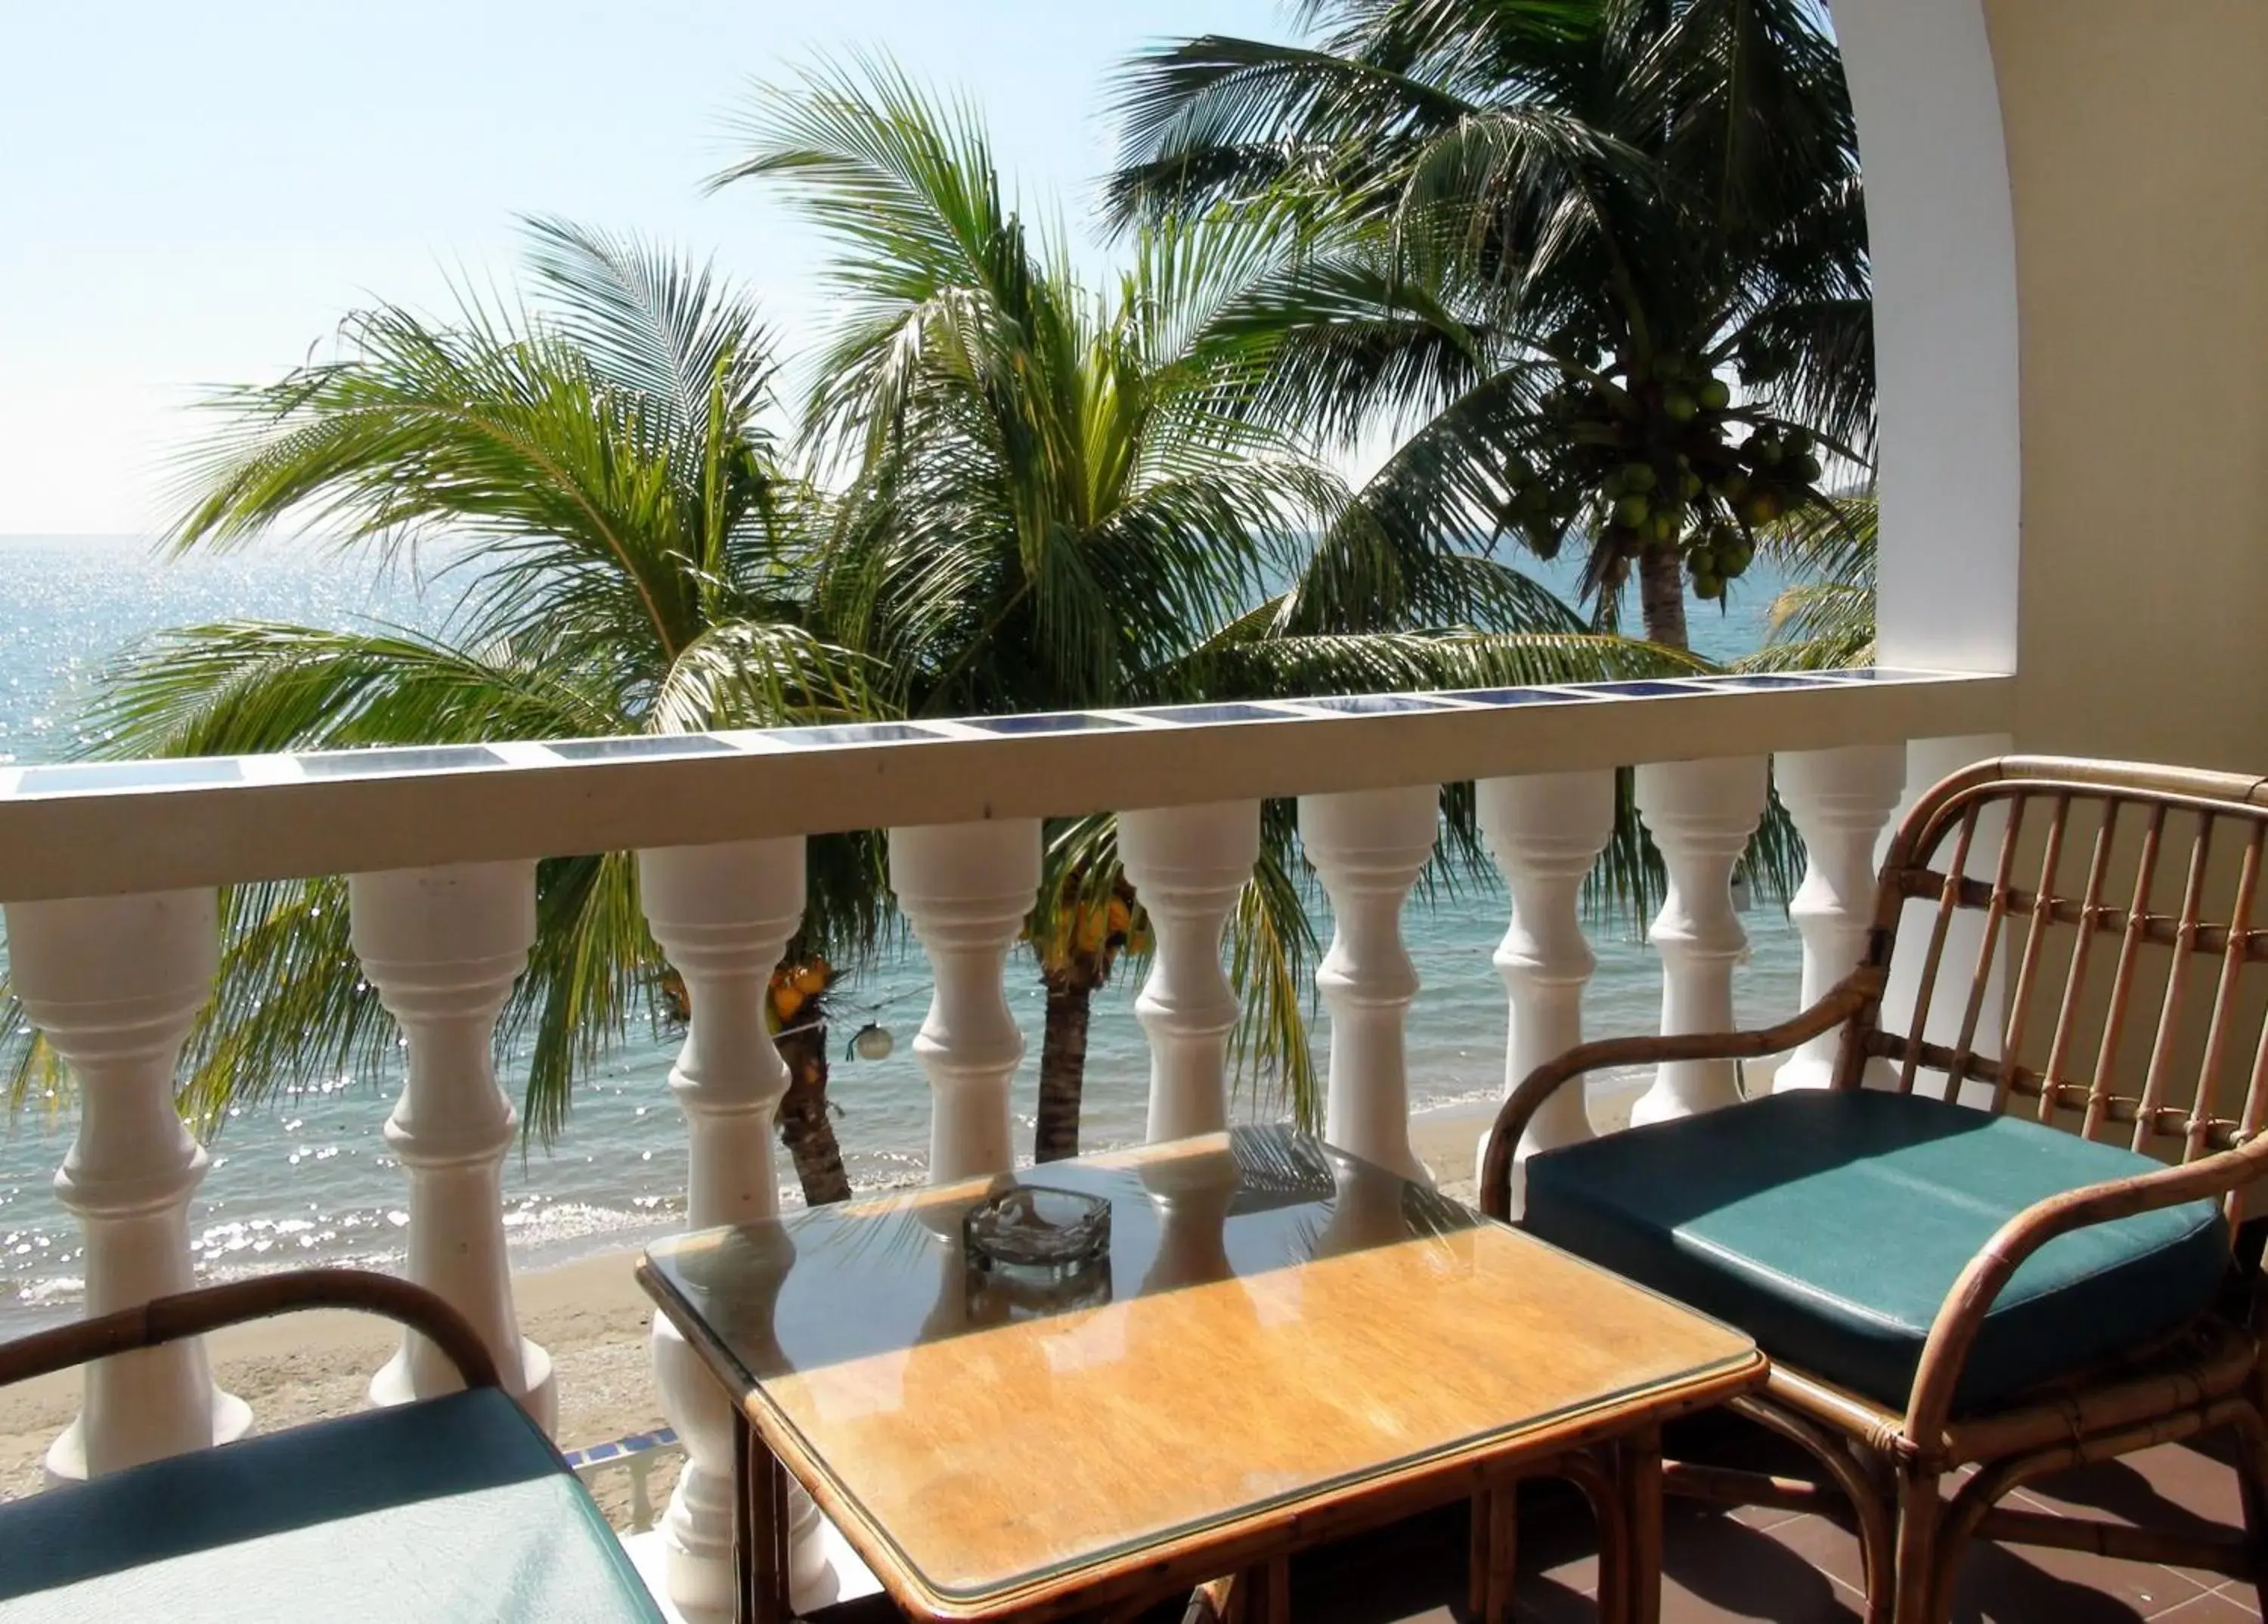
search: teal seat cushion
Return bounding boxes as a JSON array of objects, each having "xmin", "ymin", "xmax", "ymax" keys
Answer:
[
  {"xmin": 1522, "ymin": 1090, "xmax": 2230, "ymax": 1413},
  {"xmin": 0, "ymin": 1387, "xmax": 665, "ymax": 1622}
]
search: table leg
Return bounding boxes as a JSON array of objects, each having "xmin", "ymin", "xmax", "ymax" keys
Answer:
[
  {"xmin": 1249, "ymin": 1555, "xmax": 1291, "ymax": 1624},
  {"xmin": 1468, "ymin": 1481, "xmax": 1520, "ymax": 1624},
  {"xmin": 1619, "ymin": 1426, "xmax": 1665, "ymax": 1624},
  {"xmin": 736, "ymin": 1412, "xmax": 794, "ymax": 1624}
]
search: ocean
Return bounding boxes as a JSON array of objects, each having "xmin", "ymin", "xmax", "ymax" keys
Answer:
[{"xmin": 0, "ymin": 534, "xmax": 1805, "ymax": 1328}]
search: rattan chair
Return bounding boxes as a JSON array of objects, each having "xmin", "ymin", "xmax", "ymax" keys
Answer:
[
  {"xmin": 1480, "ymin": 755, "xmax": 2268, "ymax": 1624},
  {"xmin": 0, "ymin": 1269, "xmax": 665, "ymax": 1622}
]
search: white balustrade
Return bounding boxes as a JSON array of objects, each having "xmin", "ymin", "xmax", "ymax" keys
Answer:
[
  {"xmin": 1474, "ymin": 770, "xmax": 1618, "ymax": 1209},
  {"xmin": 1118, "ymin": 801, "xmax": 1262, "ymax": 1143},
  {"xmin": 349, "ymin": 861, "xmax": 555, "ymax": 1432},
  {"xmin": 1631, "ymin": 758, "xmax": 1771, "ymax": 1124},
  {"xmin": 5, "ymin": 888, "xmax": 250, "ymax": 1482},
  {"xmin": 889, "ymin": 820, "xmax": 1042, "ymax": 1182},
  {"xmin": 0, "ymin": 671, "xmax": 2000, "ymax": 1569},
  {"xmin": 638, "ymin": 839, "xmax": 831, "ymax": 1619},
  {"xmin": 1298, "ymin": 786, "xmax": 1438, "ymax": 1181},
  {"xmin": 1776, "ymin": 745, "xmax": 1907, "ymax": 1091}
]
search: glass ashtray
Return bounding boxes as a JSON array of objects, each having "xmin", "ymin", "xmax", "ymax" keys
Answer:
[{"xmin": 962, "ymin": 1184, "xmax": 1111, "ymax": 1279}]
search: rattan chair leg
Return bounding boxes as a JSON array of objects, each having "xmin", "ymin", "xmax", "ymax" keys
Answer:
[
  {"xmin": 1892, "ymin": 1467, "xmax": 1947, "ymax": 1624},
  {"xmin": 2234, "ymin": 1389, "xmax": 2268, "ymax": 1613},
  {"xmin": 1721, "ymin": 1394, "xmax": 1896, "ymax": 1623}
]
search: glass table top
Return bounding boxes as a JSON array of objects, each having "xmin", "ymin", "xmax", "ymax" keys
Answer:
[{"xmin": 641, "ymin": 1127, "xmax": 1756, "ymax": 1609}]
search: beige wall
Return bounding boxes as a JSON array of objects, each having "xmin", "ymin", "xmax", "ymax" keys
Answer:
[{"xmin": 1984, "ymin": 0, "xmax": 2268, "ymax": 770}]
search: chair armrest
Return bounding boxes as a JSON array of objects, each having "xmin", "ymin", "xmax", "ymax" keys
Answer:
[
  {"xmin": 1904, "ymin": 1133, "xmax": 2268, "ymax": 1444},
  {"xmin": 0, "ymin": 1267, "xmax": 501, "ymax": 1393},
  {"xmin": 1477, "ymin": 972, "xmax": 1881, "ymax": 1220}
]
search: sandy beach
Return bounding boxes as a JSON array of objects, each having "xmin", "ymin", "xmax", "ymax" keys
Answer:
[{"xmin": 0, "ymin": 1092, "xmax": 1644, "ymax": 1526}]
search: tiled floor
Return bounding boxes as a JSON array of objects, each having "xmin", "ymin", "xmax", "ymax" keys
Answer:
[
  {"xmin": 1281, "ymin": 1418, "xmax": 2265, "ymax": 1623},
  {"xmin": 816, "ymin": 1417, "xmax": 2263, "ymax": 1623}
]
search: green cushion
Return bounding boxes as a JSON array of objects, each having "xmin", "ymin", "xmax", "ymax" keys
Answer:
[
  {"xmin": 0, "ymin": 1387, "xmax": 665, "ymax": 1622},
  {"xmin": 1522, "ymin": 1090, "xmax": 2230, "ymax": 1412}
]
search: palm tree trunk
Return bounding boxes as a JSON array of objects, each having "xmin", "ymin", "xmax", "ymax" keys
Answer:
[
  {"xmin": 1639, "ymin": 544, "xmax": 1690, "ymax": 649},
  {"xmin": 1033, "ymin": 975, "xmax": 1095, "ymax": 1164},
  {"xmin": 775, "ymin": 1021, "xmax": 852, "ymax": 1204}
]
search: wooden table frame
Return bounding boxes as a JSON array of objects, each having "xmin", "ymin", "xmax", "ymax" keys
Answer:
[
  {"xmin": 637, "ymin": 1132, "xmax": 1762, "ymax": 1624},
  {"xmin": 716, "ymin": 1362, "xmax": 1753, "ymax": 1624}
]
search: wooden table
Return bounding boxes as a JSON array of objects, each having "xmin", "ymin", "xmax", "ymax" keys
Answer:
[{"xmin": 638, "ymin": 1127, "xmax": 1761, "ymax": 1624}]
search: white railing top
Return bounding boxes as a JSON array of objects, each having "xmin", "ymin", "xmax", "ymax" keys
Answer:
[{"xmin": 0, "ymin": 668, "xmax": 2010, "ymax": 902}]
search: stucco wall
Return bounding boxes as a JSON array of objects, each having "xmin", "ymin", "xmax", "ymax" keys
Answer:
[{"xmin": 1985, "ymin": 0, "xmax": 2268, "ymax": 770}]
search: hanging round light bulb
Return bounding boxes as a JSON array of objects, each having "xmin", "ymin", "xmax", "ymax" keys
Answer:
[{"xmin": 848, "ymin": 1022, "xmax": 895, "ymax": 1062}]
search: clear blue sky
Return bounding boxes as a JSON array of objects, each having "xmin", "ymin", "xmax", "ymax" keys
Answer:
[{"xmin": 0, "ymin": 1, "xmax": 1291, "ymax": 535}]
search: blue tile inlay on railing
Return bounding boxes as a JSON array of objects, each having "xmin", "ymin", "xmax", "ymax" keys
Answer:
[
  {"xmin": 548, "ymin": 734, "xmax": 738, "ymax": 762},
  {"xmin": 299, "ymin": 745, "xmax": 505, "ymax": 777},
  {"xmin": 758, "ymin": 721, "xmax": 940, "ymax": 748},
  {"xmin": 1445, "ymin": 686, "xmax": 1607, "ymax": 707},
  {"xmin": 1295, "ymin": 693, "xmax": 1455, "ymax": 715},
  {"xmin": 1129, "ymin": 702, "xmax": 1291, "ymax": 725},
  {"xmin": 1689, "ymin": 673, "xmax": 1833, "ymax": 691},
  {"xmin": 1585, "ymin": 680, "xmax": 1706, "ymax": 698},
  {"xmin": 15, "ymin": 758, "xmax": 246, "ymax": 795},
  {"xmin": 963, "ymin": 712, "xmax": 1137, "ymax": 736}
]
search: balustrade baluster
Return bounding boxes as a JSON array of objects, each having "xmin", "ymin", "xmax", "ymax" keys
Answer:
[
  {"xmin": 6, "ymin": 888, "xmax": 250, "ymax": 1481},
  {"xmin": 889, "ymin": 820, "xmax": 1042, "ymax": 1182},
  {"xmin": 1632, "ymin": 758, "xmax": 1770, "ymax": 1123},
  {"xmin": 349, "ymin": 861, "xmax": 554, "ymax": 1431},
  {"xmin": 639, "ymin": 839, "xmax": 831, "ymax": 1619},
  {"xmin": 1118, "ymin": 801, "xmax": 1261, "ymax": 1144},
  {"xmin": 1776, "ymin": 745, "xmax": 1907, "ymax": 1091},
  {"xmin": 1298, "ymin": 786, "xmax": 1437, "ymax": 1181},
  {"xmin": 1474, "ymin": 770, "xmax": 1616, "ymax": 1208}
]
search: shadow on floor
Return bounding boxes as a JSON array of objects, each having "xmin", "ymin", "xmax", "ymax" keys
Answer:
[{"xmin": 810, "ymin": 1417, "xmax": 2260, "ymax": 1623}]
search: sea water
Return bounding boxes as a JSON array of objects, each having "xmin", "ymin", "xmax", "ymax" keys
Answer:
[{"xmin": 0, "ymin": 535, "xmax": 1804, "ymax": 1328}]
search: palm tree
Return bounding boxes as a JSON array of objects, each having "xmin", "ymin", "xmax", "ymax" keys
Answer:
[
  {"xmin": 715, "ymin": 56, "xmax": 1698, "ymax": 1158},
  {"xmin": 1109, "ymin": 0, "xmax": 1873, "ymax": 649},
  {"xmin": 1741, "ymin": 487, "xmax": 1877, "ymax": 672},
  {"xmin": 11, "ymin": 222, "xmax": 885, "ymax": 1203}
]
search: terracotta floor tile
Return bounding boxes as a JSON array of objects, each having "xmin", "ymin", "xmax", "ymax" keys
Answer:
[
  {"xmin": 1751, "ymin": 1511, "xmax": 1871, "ymax": 1598},
  {"xmin": 2208, "ymin": 1580, "xmax": 2263, "ymax": 1618},
  {"xmin": 1939, "ymin": 1535, "xmax": 2205, "ymax": 1622},
  {"xmin": 2020, "ymin": 1441, "xmax": 2245, "ymax": 1533},
  {"xmin": 1655, "ymin": 1504, "xmax": 1864, "ymax": 1622},
  {"xmin": 2007, "ymin": 1437, "xmax": 2252, "ymax": 1596},
  {"xmin": 2155, "ymin": 1591, "xmax": 2266, "ymax": 1622}
]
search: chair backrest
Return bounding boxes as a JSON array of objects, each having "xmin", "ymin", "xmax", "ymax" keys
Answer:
[{"xmin": 1842, "ymin": 757, "xmax": 2268, "ymax": 1209}]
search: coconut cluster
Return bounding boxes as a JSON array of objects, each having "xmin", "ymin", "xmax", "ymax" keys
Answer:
[
  {"xmin": 1507, "ymin": 356, "xmax": 1825, "ymax": 601},
  {"xmin": 767, "ymin": 958, "xmax": 832, "ymax": 1030}
]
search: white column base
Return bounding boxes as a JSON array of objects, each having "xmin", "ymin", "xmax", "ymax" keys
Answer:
[
  {"xmin": 43, "ymin": 1385, "xmax": 252, "ymax": 1488},
  {"xmin": 370, "ymin": 1337, "xmax": 556, "ymax": 1427},
  {"xmin": 622, "ymin": 1505, "xmax": 878, "ymax": 1624}
]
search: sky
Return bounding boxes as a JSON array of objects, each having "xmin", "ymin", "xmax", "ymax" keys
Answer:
[{"xmin": 0, "ymin": 0, "xmax": 1293, "ymax": 536}]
